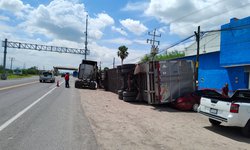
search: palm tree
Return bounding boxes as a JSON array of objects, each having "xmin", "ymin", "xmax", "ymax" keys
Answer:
[{"xmin": 117, "ymin": 45, "xmax": 129, "ymax": 65}]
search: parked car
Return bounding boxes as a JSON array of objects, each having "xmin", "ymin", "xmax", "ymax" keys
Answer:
[
  {"xmin": 39, "ymin": 71, "xmax": 55, "ymax": 83},
  {"xmin": 171, "ymin": 89, "xmax": 223, "ymax": 111},
  {"xmin": 198, "ymin": 89, "xmax": 250, "ymax": 137}
]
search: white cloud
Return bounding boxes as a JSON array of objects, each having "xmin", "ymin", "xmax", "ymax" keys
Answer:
[
  {"xmin": 19, "ymin": 0, "xmax": 114, "ymax": 42},
  {"xmin": 145, "ymin": 0, "xmax": 250, "ymax": 36},
  {"xmin": 133, "ymin": 39, "xmax": 147, "ymax": 45},
  {"xmin": 0, "ymin": 15, "xmax": 10, "ymax": 21},
  {"xmin": 104, "ymin": 38, "xmax": 133, "ymax": 45},
  {"xmin": 122, "ymin": 1, "xmax": 149, "ymax": 11},
  {"xmin": 120, "ymin": 19, "xmax": 148, "ymax": 36},
  {"xmin": 111, "ymin": 26, "xmax": 127, "ymax": 36},
  {"xmin": 0, "ymin": 0, "xmax": 32, "ymax": 18}
]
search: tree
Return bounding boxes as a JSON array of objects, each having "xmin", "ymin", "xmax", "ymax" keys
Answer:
[
  {"xmin": 140, "ymin": 50, "xmax": 185, "ymax": 63},
  {"xmin": 117, "ymin": 45, "xmax": 129, "ymax": 65}
]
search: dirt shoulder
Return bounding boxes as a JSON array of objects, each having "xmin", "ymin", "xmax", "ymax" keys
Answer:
[{"xmin": 79, "ymin": 89, "xmax": 250, "ymax": 150}]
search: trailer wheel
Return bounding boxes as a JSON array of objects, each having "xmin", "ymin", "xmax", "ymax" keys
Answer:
[
  {"xmin": 242, "ymin": 120, "xmax": 250, "ymax": 137},
  {"xmin": 123, "ymin": 96, "xmax": 136, "ymax": 102},
  {"xmin": 123, "ymin": 91, "xmax": 137, "ymax": 97},
  {"xmin": 209, "ymin": 118, "xmax": 221, "ymax": 126}
]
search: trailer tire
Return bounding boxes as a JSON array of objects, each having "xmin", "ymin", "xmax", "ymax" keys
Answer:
[
  {"xmin": 123, "ymin": 96, "xmax": 136, "ymax": 102},
  {"xmin": 242, "ymin": 120, "xmax": 250, "ymax": 137},
  {"xmin": 209, "ymin": 118, "xmax": 221, "ymax": 126},
  {"xmin": 118, "ymin": 94, "xmax": 123, "ymax": 100},
  {"xmin": 123, "ymin": 91, "xmax": 137, "ymax": 97}
]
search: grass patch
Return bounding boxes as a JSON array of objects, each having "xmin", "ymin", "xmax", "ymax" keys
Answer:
[{"xmin": 6, "ymin": 74, "xmax": 33, "ymax": 79}]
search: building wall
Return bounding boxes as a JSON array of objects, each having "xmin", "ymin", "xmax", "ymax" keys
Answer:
[
  {"xmin": 180, "ymin": 52, "xmax": 248, "ymax": 92},
  {"xmin": 220, "ymin": 17, "xmax": 250, "ymax": 67}
]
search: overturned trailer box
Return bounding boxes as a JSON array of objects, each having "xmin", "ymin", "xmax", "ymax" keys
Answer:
[{"xmin": 135, "ymin": 60, "xmax": 195, "ymax": 104}]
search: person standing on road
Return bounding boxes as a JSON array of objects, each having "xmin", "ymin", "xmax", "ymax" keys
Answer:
[
  {"xmin": 222, "ymin": 83, "xmax": 229, "ymax": 97},
  {"xmin": 65, "ymin": 72, "xmax": 70, "ymax": 88}
]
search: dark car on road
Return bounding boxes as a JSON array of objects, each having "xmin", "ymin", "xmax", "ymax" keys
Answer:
[{"xmin": 171, "ymin": 89, "xmax": 224, "ymax": 112}]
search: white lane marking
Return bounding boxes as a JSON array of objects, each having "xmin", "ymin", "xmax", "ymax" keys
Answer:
[{"xmin": 0, "ymin": 81, "xmax": 65, "ymax": 132}]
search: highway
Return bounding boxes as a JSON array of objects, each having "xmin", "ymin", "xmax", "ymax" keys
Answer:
[{"xmin": 0, "ymin": 77, "xmax": 98, "ymax": 150}]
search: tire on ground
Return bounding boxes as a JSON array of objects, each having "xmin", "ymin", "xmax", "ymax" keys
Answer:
[
  {"xmin": 123, "ymin": 96, "xmax": 136, "ymax": 102},
  {"xmin": 123, "ymin": 91, "xmax": 137, "ymax": 97},
  {"xmin": 118, "ymin": 94, "xmax": 123, "ymax": 100},
  {"xmin": 90, "ymin": 82, "xmax": 97, "ymax": 89},
  {"xmin": 209, "ymin": 118, "xmax": 221, "ymax": 126},
  {"xmin": 242, "ymin": 120, "xmax": 250, "ymax": 137},
  {"xmin": 75, "ymin": 81, "xmax": 81, "ymax": 88}
]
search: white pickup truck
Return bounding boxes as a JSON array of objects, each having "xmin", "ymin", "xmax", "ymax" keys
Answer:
[{"xmin": 198, "ymin": 89, "xmax": 250, "ymax": 137}]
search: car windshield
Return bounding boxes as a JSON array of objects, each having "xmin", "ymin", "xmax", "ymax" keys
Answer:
[
  {"xmin": 195, "ymin": 90, "xmax": 222, "ymax": 98},
  {"xmin": 232, "ymin": 91, "xmax": 250, "ymax": 100},
  {"xmin": 42, "ymin": 72, "xmax": 52, "ymax": 77}
]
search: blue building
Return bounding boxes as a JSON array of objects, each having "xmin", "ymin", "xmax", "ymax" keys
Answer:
[{"xmin": 181, "ymin": 16, "xmax": 250, "ymax": 93}]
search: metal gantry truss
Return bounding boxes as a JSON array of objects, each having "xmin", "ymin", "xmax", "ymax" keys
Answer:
[{"xmin": 2, "ymin": 40, "xmax": 90, "ymax": 55}]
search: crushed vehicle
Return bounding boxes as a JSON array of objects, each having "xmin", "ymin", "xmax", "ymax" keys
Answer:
[
  {"xmin": 75, "ymin": 60, "xmax": 97, "ymax": 89},
  {"xmin": 39, "ymin": 71, "xmax": 55, "ymax": 83},
  {"xmin": 198, "ymin": 89, "xmax": 250, "ymax": 137}
]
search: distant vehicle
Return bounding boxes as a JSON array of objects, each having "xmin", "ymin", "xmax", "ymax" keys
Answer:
[
  {"xmin": 61, "ymin": 73, "xmax": 65, "ymax": 77},
  {"xmin": 198, "ymin": 89, "xmax": 250, "ymax": 137},
  {"xmin": 73, "ymin": 71, "xmax": 78, "ymax": 77},
  {"xmin": 75, "ymin": 60, "xmax": 97, "ymax": 89},
  {"xmin": 39, "ymin": 71, "xmax": 55, "ymax": 83},
  {"xmin": 171, "ymin": 89, "xmax": 223, "ymax": 111},
  {"xmin": 13, "ymin": 69, "xmax": 22, "ymax": 75}
]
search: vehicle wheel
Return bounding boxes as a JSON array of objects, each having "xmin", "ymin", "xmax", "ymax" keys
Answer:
[
  {"xmin": 118, "ymin": 90, "xmax": 123, "ymax": 95},
  {"xmin": 123, "ymin": 96, "xmax": 136, "ymax": 102},
  {"xmin": 40, "ymin": 80, "xmax": 42, "ymax": 83},
  {"xmin": 90, "ymin": 82, "xmax": 97, "ymax": 89},
  {"xmin": 209, "ymin": 118, "xmax": 221, "ymax": 126},
  {"xmin": 242, "ymin": 120, "xmax": 250, "ymax": 137},
  {"xmin": 75, "ymin": 81, "xmax": 80, "ymax": 88},
  {"xmin": 192, "ymin": 103, "xmax": 199, "ymax": 112},
  {"xmin": 123, "ymin": 91, "xmax": 137, "ymax": 97},
  {"xmin": 118, "ymin": 94, "xmax": 123, "ymax": 100}
]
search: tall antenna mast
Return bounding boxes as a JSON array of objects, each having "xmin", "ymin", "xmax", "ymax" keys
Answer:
[{"xmin": 84, "ymin": 14, "xmax": 88, "ymax": 60}]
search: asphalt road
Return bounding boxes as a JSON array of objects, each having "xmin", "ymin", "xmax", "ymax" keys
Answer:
[{"xmin": 0, "ymin": 77, "xmax": 98, "ymax": 150}]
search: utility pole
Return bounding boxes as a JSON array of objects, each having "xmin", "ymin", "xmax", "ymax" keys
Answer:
[
  {"xmin": 113, "ymin": 57, "xmax": 115, "ymax": 68},
  {"xmin": 1, "ymin": 38, "xmax": 8, "ymax": 80},
  {"xmin": 194, "ymin": 26, "xmax": 200, "ymax": 90},
  {"xmin": 147, "ymin": 28, "xmax": 161, "ymax": 59},
  {"xmin": 84, "ymin": 14, "xmax": 89, "ymax": 60},
  {"xmin": 9, "ymin": 57, "xmax": 15, "ymax": 70}
]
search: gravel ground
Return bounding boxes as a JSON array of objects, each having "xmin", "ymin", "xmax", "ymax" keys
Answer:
[{"xmin": 79, "ymin": 89, "xmax": 250, "ymax": 150}]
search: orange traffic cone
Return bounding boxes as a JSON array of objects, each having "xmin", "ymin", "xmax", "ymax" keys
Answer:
[{"xmin": 57, "ymin": 80, "xmax": 60, "ymax": 87}]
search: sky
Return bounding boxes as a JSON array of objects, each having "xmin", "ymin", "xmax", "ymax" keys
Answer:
[{"xmin": 0, "ymin": 0, "xmax": 250, "ymax": 70}]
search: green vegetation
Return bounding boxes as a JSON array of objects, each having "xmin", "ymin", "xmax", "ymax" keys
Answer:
[
  {"xmin": 140, "ymin": 50, "xmax": 185, "ymax": 63},
  {"xmin": 117, "ymin": 45, "xmax": 129, "ymax": 65},
  {"xmin": 7, "ymin": 74, "xmax": 33, "ymax": 79},
  {"xmin": 0, "ymin": 65, "xmax": 39, "ymax": 80}
]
